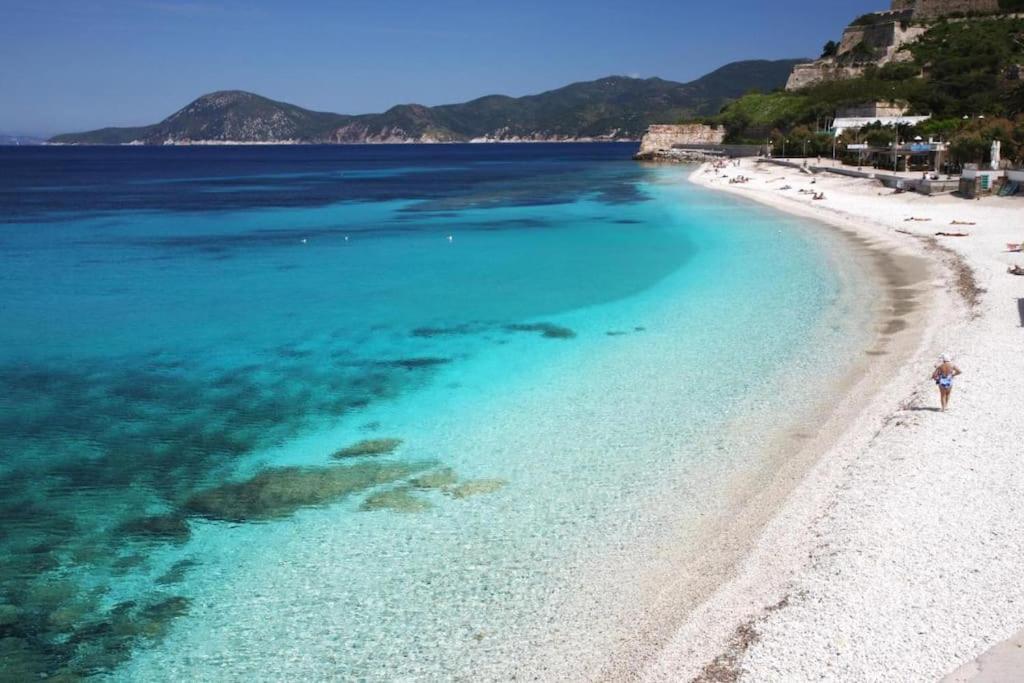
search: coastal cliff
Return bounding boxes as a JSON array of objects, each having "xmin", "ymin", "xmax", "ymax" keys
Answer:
[
  {"xmin": 785, "ymin": 0, "xmax": 1005, "ymax": 91},
  {"xmin": 633, "ymin": 124, "xmax": 726, "ymax": 161}
]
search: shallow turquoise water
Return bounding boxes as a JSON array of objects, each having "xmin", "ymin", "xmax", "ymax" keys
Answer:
[{"xmin": 0, "ymin": 145, "xmax": 875, "ymax": 679}]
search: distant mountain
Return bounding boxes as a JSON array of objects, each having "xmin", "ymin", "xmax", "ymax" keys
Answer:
[{"xmin": 50, "ymin": 59, "xmax": 805, "ymax": 145}]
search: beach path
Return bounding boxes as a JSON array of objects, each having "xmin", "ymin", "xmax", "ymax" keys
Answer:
[{"xmin": 941, "ymin": 629, "xmax": 1024, "ymax": 682}]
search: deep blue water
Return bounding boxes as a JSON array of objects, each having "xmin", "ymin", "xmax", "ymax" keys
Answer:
[{"xmin": 0, "ymin": 144, "xmax": 872, "ymax": 680}]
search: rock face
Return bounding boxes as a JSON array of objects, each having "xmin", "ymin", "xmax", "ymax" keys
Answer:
[
  {"xmin": 786, "ymin": 64, "xmax": 872, "ymax": 91},
  {"xmin": 786, "ymin": 0, "xmax": 1000, "ymax": 91},
  {"xmin": 634, "ymin": 124, "xmax": 726, "ymax": 160},
  {"xmin": 786, "ymin": 11, "xmax": 924, "ymax": 91}
]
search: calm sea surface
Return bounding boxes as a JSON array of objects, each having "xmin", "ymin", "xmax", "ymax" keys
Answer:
[{"xmin": 0, "ymin": 144, "xmax": 875, "ymax": 679}]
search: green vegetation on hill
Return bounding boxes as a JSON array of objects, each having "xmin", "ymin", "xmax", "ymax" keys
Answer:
[
  {"xmin": 710, "ymin": 16, "xmax": 1024, "ymax": 165},
  {"xmin": 50, "ymin": 60, "xmax": 804, "ymax": 144}
]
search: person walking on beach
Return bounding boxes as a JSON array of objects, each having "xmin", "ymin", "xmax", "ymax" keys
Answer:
[{"xmin": 932, "ymin": 354, "xmax": 962, "ymax": 412}]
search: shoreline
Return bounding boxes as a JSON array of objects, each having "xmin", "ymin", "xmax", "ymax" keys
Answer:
[
  {"xmin": 37, "ymin": 139, "xmax": 640, "ymax": 147},
  {"xmin": 106, "ymin": 164, "xmax": 876, "ymax": 681},
  {"xmin": 643, "ymin": 159, "xmax": 1024, "ymax": 681},
  {"xmin": 589, "ymin": 161, "xmax": 941, "ymax": 680}
]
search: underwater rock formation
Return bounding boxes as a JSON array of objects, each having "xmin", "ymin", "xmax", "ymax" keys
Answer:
[
  {"xmin": 360, "ymin": 487, "xmax": 433, "ymax": 513},
  {"xmin": 155, "ymin": 559, "xmax": 197, "ymax": 586},
  {"xmin": 378, "ymin": 357, "xmax": 451, "ymax": 370},
  {"xmin": 0, "ymin": 603, "xmax": 22, "ymax": 627},
  {"xmin": 183, "ymin": 462, "xmax": 430, "ymax": 522},
  {"xmin": 332, "ymin": 438, "xmax": 403, "ymax": 459},
  {"xmin": 409, "ymin": 467, "xmax": 459, "ymax": 490},
  {"xmin": 118, "ymin": 514, "xmax": 191, "ymax": 543},
  {"xmin": 504, "ymin": 323, "xmax": 576, "ymax": 339},
  {"xmin": 445, "ymin": 478, "xmax": 508, "ymax": 499}
]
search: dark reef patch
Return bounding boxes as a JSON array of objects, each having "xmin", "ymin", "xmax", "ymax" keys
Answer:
[
  {"xmin": 410, "ymin": 322, "xmax": 487, "ymax": 338},
  {"xmin": 360, "ymin": 487, "xmax": 433, "ymax": 513},
  {"xmin": 445, "ymin": 478, "xmax": 508, "ymax": 499},
  {"xmin": 0, "ymin": 339, "xmax": 454, "ymax": 678},
  {"xmin": 332, "ymin": 438, "xmax": 404, "ymax": 459},
  {"xmin": 118, "ymin": 515, "xmax": 191, "ymax": 543},
  {"xmin": 504, "ymin": 322, "xmax": 577, "ymax": 339},
  {"xmin": 409, "ymin": 467, "xmax": 459, "ymax": 490},
  {"xmin": 183, "ymin": 461, "xmax": 432, "ymax": 522},
  {"xmin": 156, "ymin": 559, "xmax": 198, "ymax": 586},
  {"xmin": 377, "ymin": 357, "xmax": 452, "ymax": 370}
]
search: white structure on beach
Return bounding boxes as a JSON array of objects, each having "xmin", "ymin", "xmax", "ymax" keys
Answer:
[
  {"xmin": 831, "ymin": 102, "xmax": 931, "ymax": 136},
  {"xmin": 832, "ymin": 114, "xmax": 932, "ymax": 136}
]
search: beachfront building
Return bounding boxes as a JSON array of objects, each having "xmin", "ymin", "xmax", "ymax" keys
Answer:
[
  {"xmin": 831, "ymin": 101, "xmax": 948, "ymax": 172},
  {"xmin": 831, "ymin": 101, "xmax": 932, "ymax": 137}
]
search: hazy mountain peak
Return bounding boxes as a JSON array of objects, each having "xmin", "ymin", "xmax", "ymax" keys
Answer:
[{"xmin": 51, "ymin": 59, "xmax": 806, "ymax": 145}]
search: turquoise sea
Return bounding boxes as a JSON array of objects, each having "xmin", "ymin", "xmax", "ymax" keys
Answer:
[{"xmin": 0, "ymin": 144, "xmax": 877, "ymax": 679}]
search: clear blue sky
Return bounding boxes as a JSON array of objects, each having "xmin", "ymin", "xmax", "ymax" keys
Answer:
[{"xmin": 1, "ymin": 0, "xmax": 882, "ymax": 136}]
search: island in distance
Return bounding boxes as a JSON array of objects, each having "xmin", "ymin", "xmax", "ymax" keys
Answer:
[{"xmin": 49, "ymin": 59, "xmax": 804, "ymax": 145}]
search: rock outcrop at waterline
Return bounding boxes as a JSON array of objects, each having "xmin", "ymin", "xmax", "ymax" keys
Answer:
[{"xmin": 633, "ymin": 124, "xmax": 726, "ymax": 161}]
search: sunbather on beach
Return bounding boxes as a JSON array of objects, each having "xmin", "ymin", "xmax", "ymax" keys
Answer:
[
  {"xmin": 932, "ymin": 354, "xmax": 962, "ymax": 412},
  {"xmin": 1009, "ymin": 264, "xmax": 1024, "ymax": 276}
]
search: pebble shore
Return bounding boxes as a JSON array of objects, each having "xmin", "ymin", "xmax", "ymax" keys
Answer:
[{"xmin": 646, "ymin": 160, "xmax": 1024, "ymax": 682}]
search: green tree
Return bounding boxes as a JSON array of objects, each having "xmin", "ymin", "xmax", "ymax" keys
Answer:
[{"xmin": 950, "ymin": 132, "xmax": 989, "ymax": 165}]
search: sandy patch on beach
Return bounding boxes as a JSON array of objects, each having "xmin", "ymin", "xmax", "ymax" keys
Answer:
[{"xmin": 643, "ymin": 160, "xmax": 1024, "ymax": 682}]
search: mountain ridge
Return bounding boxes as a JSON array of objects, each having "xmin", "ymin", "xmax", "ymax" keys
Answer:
[{"xmin": 50, "ymin": 59, "xmax": 805, "ymax": 145}]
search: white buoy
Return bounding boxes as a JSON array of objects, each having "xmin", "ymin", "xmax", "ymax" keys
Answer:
[
  {"xmin": 301, "ymin": 238, "xmax": 308, "ymax": 244},
  {"xmin": 447, "ymin": 235, "xmax": 454, "ymax": 242}
]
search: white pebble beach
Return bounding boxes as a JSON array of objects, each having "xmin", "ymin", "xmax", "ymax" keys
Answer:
[{"xmin": 643, "ymin": 159, "xmax": 1024, "ymax": 682}]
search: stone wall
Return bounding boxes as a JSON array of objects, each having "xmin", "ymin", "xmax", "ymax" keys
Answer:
[
  {"xmin": 838, "ymin": 21, "xmax": 898, "ymax": 56},
  {"xmin": 785, "ymin": 5, "xmax": 927, "ymax": 91},
  {"xmin": 635, "ymin": 124, "xmax": 725, "ymax": 157},
  {"xmin": 890, "ymin": 0, "xmax": 1001, "ymax": 18},
  {"xmin": 787, "ymin": 0, "xmax": 1005, "ymax": 92},
  {"xmin": 786, "ymin": 64, "xmax": 867, "ymax": 91}
]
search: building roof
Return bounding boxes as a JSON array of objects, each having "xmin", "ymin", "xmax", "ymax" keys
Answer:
[{"xmin": 832, "ymin": 115, "xmax": 932, "ymax": 134}]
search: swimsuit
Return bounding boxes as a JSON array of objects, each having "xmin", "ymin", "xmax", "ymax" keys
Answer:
[{"xmin": 937, "ymin": 373, "xmax": 954, "ymax": 389}]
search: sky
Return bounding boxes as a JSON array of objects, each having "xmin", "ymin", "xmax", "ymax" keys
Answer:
[{"xmin": 0, "ymin": 0, "xmax": 882, "ymax": 136}]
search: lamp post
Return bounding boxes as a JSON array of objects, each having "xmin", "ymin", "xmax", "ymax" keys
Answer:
[{"xmin": 893, "ymin": 128, "xmax": 899, "ymax": 173}]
